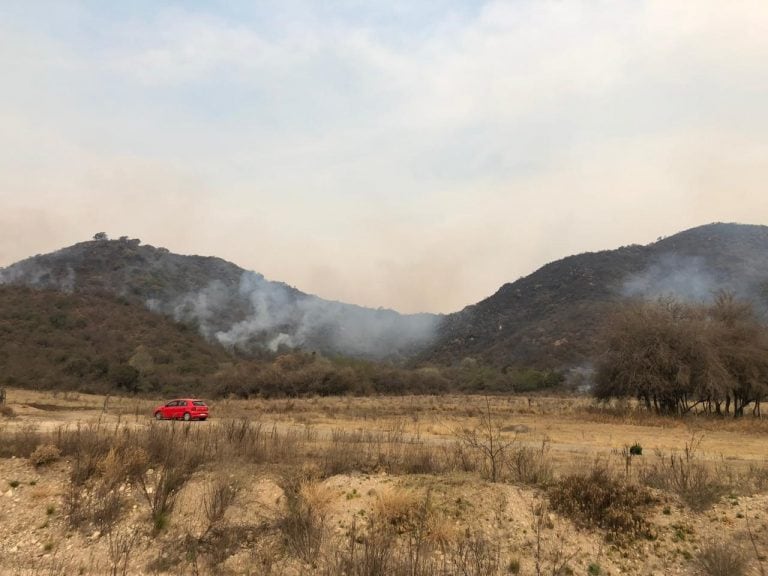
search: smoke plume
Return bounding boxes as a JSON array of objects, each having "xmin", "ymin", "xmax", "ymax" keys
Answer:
[
  {"xmin": 164, "ymin": 272, "xmax": 441, "ymax": 359},
  {"xmin": 622, "ymin": 254, "xmax": 721, "ymax": 303}
]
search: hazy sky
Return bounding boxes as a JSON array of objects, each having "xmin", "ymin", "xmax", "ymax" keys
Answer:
[{"xmin": 2, "ymin": 1, "xmax": 767, "ymax": 313}]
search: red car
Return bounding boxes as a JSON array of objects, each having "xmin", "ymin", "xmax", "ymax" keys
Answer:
[{"xmin": 153, "ymin": 399, "xmax": 209, "ymax": 421}]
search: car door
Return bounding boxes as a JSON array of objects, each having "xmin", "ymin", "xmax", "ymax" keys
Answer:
[
  {"xmin": 175, "ymin": 400, "xmax": 190, "ymax": 419},
  {"xmin": 165, "ymin": 400, "xmax": 180, "ymax": 419}
]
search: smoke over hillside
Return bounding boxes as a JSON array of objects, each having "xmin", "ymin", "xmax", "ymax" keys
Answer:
[
  {"xmin": 4, "ymin": 224, "xmax": 768, "ymax": 367},
  {"xmin": 161, "ymin": 271, "xmax": 441, "ymax": 358},
  {"xmin": 622, "ymin": 254, "xmax": 720, "ymax": 302},
  {"xmin": 424, "ymin": 223, "xmax": 768, "ymax": 368},
  {"xmin": 621, "ymin": 224, "xmax": 768, "ymax": 315},
  {"xmin": 0, "ymin": 239, "xmax": 441, "ymax": 360}
]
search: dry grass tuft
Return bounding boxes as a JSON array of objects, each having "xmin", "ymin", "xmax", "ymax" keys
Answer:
[{"xmin": 372, "ymin": 487, "xmax": 423, "ymax": 532}]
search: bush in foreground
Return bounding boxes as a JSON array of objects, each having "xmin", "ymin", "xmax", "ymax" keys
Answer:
[{"xmin": 548, "ymin": 465, "xmax": 655, "ymax": 544}]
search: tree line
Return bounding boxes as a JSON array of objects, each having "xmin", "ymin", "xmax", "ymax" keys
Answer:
[{"xmin": 594, "ymin": 293, "xmax": 768, "ymax": 417}]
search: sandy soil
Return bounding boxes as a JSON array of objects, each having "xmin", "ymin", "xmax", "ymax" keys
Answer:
[{"xmin": 2, "ymin": 388, "xmax": 768, "ymax": 575}]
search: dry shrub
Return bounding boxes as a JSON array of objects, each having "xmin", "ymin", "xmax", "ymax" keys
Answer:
[
  {"xmin": 218, "ymin": 419, "xmax": 280, "ymax": 463},
  {"xmin": 63, "ymin": 429, "xmax": 148, "ymax": 533},
  {"xmin": 202, "ymin": 476, "xmax": 240, "ymax": 535},
  {"xmin": 328, "ymin": 491, "xmax": 499, "ymax": 576},
  {"xmin": 133, "ymin": 423, "xmax": 209, "ymax": 531},
  {"xmin": 373, "ymin": 488, "xmax": 444, "ymax": 573},
  {"xmin": 196, "ymin": 522, "xmax": 272, "ymax": 572},
  {"xmin": 320, "ymin": 427, "xmax": 451, "ymax": 477},
  {"xmin": 65, "ymin": 482, "xmax": 122, "ymax": 533},
  {"xmin": 742, "ymin": 462, "xmax": 768, "ymax": 494},
  {"xmin": 56, "ymin": 423, "xmax": 113, "ymax": 485},
  {"xmin": 29, "ymin": 443, "xmax": 61, "ymax": 466},
  {"xmin": 327, "ymin": 517, "xmax": 398, "ymax": 576},
  {"xmin": 549, "ymin": 465, "xmax": 656, "ymax": 544},
  {"xmin": 697, "ymin": 539, "xmax": 748, "ymax": 576},
  {"xmin": 640, "ymin": 435, "xmax": 725, "ymax": 511},
  {"xmin": 321, "ymin": 430, "xmax": 371, "ymax": 475},
  {"xmin": 328, "ymin": 496, "xmax": 437, "ymax": 576},
  {"xmin": 451, "ymin": 528, "xmax": 503, "ymax": 576},
  {"xmin": 507, "ymin": 441, "xmax": 554, "ymax": 486},
  {"xmin": 531, "ymin": 500, "xmax": 577, "ymax": 576},
  {"xmin": 139, "ymin": 457, "xmax": 195, "ymax": 532},
  {"xmin": 98, "ymin": 444, "xmax": 148, "ymax": 490},
  {"xmin": 453, "ymin": 398, "xmax": 518, "ymax": 482},
  {"xmin": 107, "ymin": 527, "xmax": 140, "ymax": 576},
  {"xmin": 0, "ymin": 423, "xmax": 41, "ymax": 458},
  {"xmin": 448, "ymin": 441, "xmax": 480, "ymax": 473},
  {"xmin": 277, "ymin": 474, "xmax": 333, "ymax": 563},
  {"xmin": 399, "ymin": 443, "xmax": 454, "ymax": 476},
  {"xmin": 0, "ymin": 404, "xmax": 15, "ymax": 418}
]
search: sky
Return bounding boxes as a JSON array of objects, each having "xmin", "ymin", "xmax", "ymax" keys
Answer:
[{"xmin": 2, "ymin": 1, "xmax": 768, "ymax": 314}]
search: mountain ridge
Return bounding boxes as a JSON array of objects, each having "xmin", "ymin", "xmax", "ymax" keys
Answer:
[
  {"xmin": 3, "ymin": 222, "xmax": 767, "ymax": 369},
  {"xmin": 0, "ymin": 237, "xmax": 441, "ymax": 360},
  {"xmin": 421, "ymin": 222, "xmax": 768, "ymax": 367}
]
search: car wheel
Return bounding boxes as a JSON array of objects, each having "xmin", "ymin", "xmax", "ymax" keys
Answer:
[
  {"xmin": 200, "ymin": 417, "xmax": 207, "ymax": 421},
  {"xmin": 183, "ymin": 412, "xmax": 191, "ymax": 421},
  {"xmin": 154, "ymin": 412, "xmax": 163, "ymax": 420}
]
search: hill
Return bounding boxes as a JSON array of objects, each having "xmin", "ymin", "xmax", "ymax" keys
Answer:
[
  {"xmin": 422, "ymin": 223, "xmax": 768, "ymax": 368},
  {"xmin": 0, "ymin": 237, "xmax": 440, "ymax": 361},
  {"xmin": 3, "ymin": 224, "xmax": 767, "ymax": 373},
  {"xmin": 0, "ymin": 285, "xmax": 231, "ymax": 395},
  {"xmin": 0, "ymin": 284, "xmax": 563, "ymax": 398}
]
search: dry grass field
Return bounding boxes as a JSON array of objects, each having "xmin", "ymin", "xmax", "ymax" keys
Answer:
[{"xmin": 2, "ymin": 388, "xmax": 768, "ymax": 575}]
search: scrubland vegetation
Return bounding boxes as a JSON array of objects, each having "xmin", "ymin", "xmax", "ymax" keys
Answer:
[
  {"xmin": 2, "ymin": 392, "xmax": 768, "ymax": 575},
  {"xmin": 0, "ymin": 285, "xmax": 564, "ymax": 398},
  {"xmin": 3, "ymin": 243, "xmax": 768, "ymax": 574}
]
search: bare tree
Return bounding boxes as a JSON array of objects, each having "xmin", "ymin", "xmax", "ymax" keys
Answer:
[{"xmin": 454, "ymin": 397, "xmax": 517, "ymax": 482}]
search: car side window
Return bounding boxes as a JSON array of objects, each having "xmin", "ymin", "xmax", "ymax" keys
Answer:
[{"xmin": 166, "ymin": 401, "xmax": 177, "ymax": 407}]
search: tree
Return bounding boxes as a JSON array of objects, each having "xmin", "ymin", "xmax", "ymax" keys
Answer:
[
  {"xmin": 595, "ymin": 295, "xmax": 768, "ymax": 417},
  {"xmin": 709, "ymin": 293, "xmax": 768, "ymax": 416},
  {"xmin": 93, "ymin": 232, "xmax": 109, "ymax": 241}
]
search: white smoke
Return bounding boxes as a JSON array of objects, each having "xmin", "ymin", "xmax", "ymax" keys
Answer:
[
  {"xmin": 622, "ymin": 254, "xmax": 722, "ymax": 303},
  {"xmin": 0, "ymin": 261, "xmax": 76, "ymax": 293},
  {"xmin": 170, "ymin": 279, "xmax": 236, "ymax": 339},
  {"xmin": 168, "ymin": 271, "xmax": 440, "ymax": 358},
  {"xmin": 1, "ymin": 247, "xmax": 440, "ymax": 359}
]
